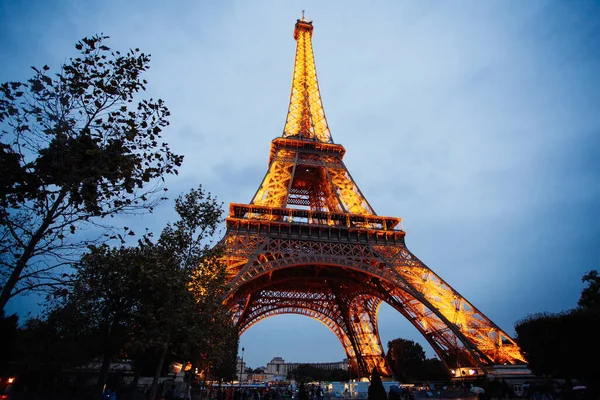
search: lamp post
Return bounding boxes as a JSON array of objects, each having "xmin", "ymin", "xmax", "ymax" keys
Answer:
[{"xmin": 239, "ymin": 347, "xmax": 245, "ymax": 388}]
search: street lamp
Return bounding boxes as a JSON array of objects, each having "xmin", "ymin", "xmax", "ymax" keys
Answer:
[{"xmin": 239, "ymin": 347, "xmax": 245, "ymax": 388}]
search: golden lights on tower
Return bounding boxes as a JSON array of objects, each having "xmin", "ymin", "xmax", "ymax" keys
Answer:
[
  {"xmin": 219, "ymin": 14, "xmax": 527, "ymax": 378},
  {"xmin": 283, "ymin": 16, "xmax": 332, "ymax": 143}
]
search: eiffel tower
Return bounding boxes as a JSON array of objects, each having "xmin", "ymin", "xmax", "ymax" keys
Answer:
[{"xmin": 222, "ymin": 16, "xmax": 526, "ymax": 378}]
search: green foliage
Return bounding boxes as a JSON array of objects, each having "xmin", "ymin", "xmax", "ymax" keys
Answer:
[
  {"xmin": 210, "ymin": 335, "xmax": 239, "ymax": 383},
  {"xmin": 385, "ymin": 338, "xmax": 448, "ymax": 382},
  {"xmin": 286, "ymin": 364, "xmax": 348, "ymax": 382},
  {"xmin": 68, "ymin": 245, "xmax": 142, "ymax": 342},
  {"xmin": 0, "ymin": 311, "xmax": 18, "ymax": 373},
  {"xmin": 386, "ymin": 338, "xmax": 426, "ymax": 382},
  {"xmin": 10, "ymin": 186, "xmax": 237, "ymax": 394},
  {"xmin": 132, "ymin": 186, "xmax": 233, "ymax": 382},
  {"xmin": 0, "ymin": 34, "xmax": 183, "ymax": 311},
  {"xmin": 38, "ymin": 244, "xmax": 150, "ymax": 388},
  {"xmin": 420, "ymin": 358, "xmax": 450, "ymax": 381},
  {"xmin": 515, "ymin": 309, "xmax": 600, "ymax": 384},
  {"xmin": 123, "ymin": 185, "xmax": 231, "ymax": 395},
  {"xmin": 514, "ymin": 270, "xmax": 600, "ymax": 385},
  {"xmin": 578, "ymin": 270, "xmax": 600, "ymax": 311},
  {"xmin": 2, "ymin": 316, "xmax": 78, "ymax": 393},
  {"xmin": 368, "ymin": 368, "xmax": 387, "ymax": 400}
]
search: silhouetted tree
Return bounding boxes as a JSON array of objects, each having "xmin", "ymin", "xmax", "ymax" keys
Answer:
[
  {"xmin": 287, "ymin": 364, "xmax": 348, "ymax": 382},
  {"xmin": 515, "ymin": 270, "xmax": 600, "ymax": 386},
  {"xmin": 578, "ymin": 270, "xmax": 600, "ymax": 311},
  {"xmin": 386, "ymin": 339, "xmax": 426, "ymax": 382},
  {"xmin": 0, "ymin": 34, "xmax": 183, "ymax": 312},
  {"xmin": 206, "ymin": 327, "xmax": 239, "ymax": 383},
  {"xmin": 127, "ymin": 186, "xmax": 227, "ymax": 399},
  {"xmin": 421, "ymin": 358, "xmax": 450, "ymax": 381},
  {"xmin": 56, "ymin": 245, "xmax": 144, "ymax": 389},
  {"xmin": 27, "ymin": 186, "xmax": 234, "ymax": 397},
  {"xmin": 0, "ymin": 311, "xmax": 18, "ymax": 374},
  {"xmin": 6, "ymin": 307, "xmax": 104, "ymax": 395},
  {"xmin": 288, "ymin": 364, "xmax": 319, "ymax": 382}
]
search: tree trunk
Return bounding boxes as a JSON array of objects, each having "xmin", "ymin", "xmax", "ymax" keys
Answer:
[
  {"xmin": 0, "ymin": 241, "xmax": 44, "ymax": 310},
  {"xmin": 149, "ymin": 342, "xmax": 168, "ymax": 400},
  {"xmin": 97, "ymin": 319, "xmax": 114, "ymax": 394},
  {"xmin": 131, "ymin": 357, "xmax": 143, "ymax": 394},
  {"xmin": 97, "ymin": 349, "xmax": 112, "ymax": 395},
  {"xmin": 0, "ymin": 189, "xmax": 67, "ymax": 311}
]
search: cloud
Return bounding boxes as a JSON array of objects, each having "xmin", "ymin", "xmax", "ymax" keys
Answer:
[{"xmin": 2, "ymin": 0, "xmax": 599, "ymax": 368}]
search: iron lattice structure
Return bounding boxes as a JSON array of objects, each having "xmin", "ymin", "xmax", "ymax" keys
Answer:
[{"xmin": 221, "ymin": 17, "xmax": 526, "ymax": 378}]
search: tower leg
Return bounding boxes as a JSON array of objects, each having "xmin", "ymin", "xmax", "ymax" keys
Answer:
[{"xmin": 347, "ymin": 295, "xmax": 391, "ymax": 377}]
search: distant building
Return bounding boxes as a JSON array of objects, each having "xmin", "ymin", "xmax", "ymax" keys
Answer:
[
  {"xmin": 266, "ymin": 357, "xmax": 348, "ymax": 380},
  {"xmin": 246, "ymin": 366, "xmax": 269, "ymax": 383}
]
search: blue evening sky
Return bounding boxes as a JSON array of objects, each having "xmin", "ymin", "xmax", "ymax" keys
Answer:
[{"xmin": 1, "ymin": 1, "xmax": 599, "ymax": 368}]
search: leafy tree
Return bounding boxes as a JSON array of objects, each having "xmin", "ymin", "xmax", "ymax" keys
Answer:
[
  {"xmin": 288, "ymin": 364, "xmax": 319, "ymax": 382},
  {"xmin": 368, "ymin": 368, "xmax": 387, "ymax": 400},
  {"xmin": 0, "ymin": 34, "xmax": 183, "ymax": 311},
  {"xmin": 0, "ymin": 310, "xmax": 18, "ymax": 373},
  {"xmin": 515, "ymin": 310, "xmax": 600, "ymax": 384},
  {"xmin": 20, "ymin": 186, "xmax": 235, "ymax": 397},
  {"xmin": 420, "ymin": 358, "xmax": 450, "ymax": 381},
  {"xmin": 166, "ymin": 252, "xmax": 237, "ymax": 393},
  {"xmin": 386, "ymin": 339, "xmax": 426, "ymax": 382},
  {"xmin": 578, "ymin": 269, "xmax": 600, "ymax": 311},
  {"xmin": 286, "ymin": 364, "xmax": 349, "ymax": 382},
  {"xmin": 515, "ymin": 270, "xmax": 600, "ymax": 386},
  {"xmin": 198, "ymin": 312, "xmax": 239, "ymax": 382},
  {"xmin": 4, "ymin": 316, "xmax": 73, "ymax": 395},
  {"xmin": 40, "ymin": 245, "xmax": 145, "ymax": 390},
  {"xmin": 7, "ymin": 304, "xmax": 123, "ymax": 396},
  {"xmin": 210, "ymin": 336, "xmax": 239, "ymax": 383},
  {"xmin": 76, "ymin": 246, "xmax": 144, "ymax": 389},
  {"xmin": 326, "ymin": 368, "xmax": 350, "ymax": 382},
  {"xmin": 129, "ymin": 185, "xmax": 228, "ymax": 399}
]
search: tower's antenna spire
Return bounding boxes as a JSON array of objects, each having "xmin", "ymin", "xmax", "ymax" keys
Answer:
[{"xmin": 283, "ymin": 17, "xmax": 333, "ymax": 143}]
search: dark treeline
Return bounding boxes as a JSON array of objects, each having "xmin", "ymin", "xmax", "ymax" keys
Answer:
[
  {"xmin": 286, "ymin": 365, "xmax": 349, "ymax": 382},
  {"xmin": 0, "ymin": 186, "xmax": 239, "ymax": 399},
  {"xmin": 385, "ymin": 339, "xmax": 450, "ymax": 383},
  {"xmin": 514, "ymin": 270, "xmax": 600, "ymax": 387}
]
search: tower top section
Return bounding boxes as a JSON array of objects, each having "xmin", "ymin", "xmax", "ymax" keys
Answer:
[
  {"xmin": 294, "ymin": 12, "xmax": 313, "ymax": 39},
  {"xmin": 282, "ymin": 16, "xmax": 333, "ymax": 143}
]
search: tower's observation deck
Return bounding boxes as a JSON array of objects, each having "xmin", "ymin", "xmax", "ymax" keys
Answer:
[
  {"xmin": 226, "ymin": 17, "xmax": 392, "ymax": 232},
  {"xmin": 227, "ymin": 134, "xmax": 404, "ymax": 241}
]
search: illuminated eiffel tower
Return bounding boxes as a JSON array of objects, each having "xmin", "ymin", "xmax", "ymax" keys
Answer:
[{"xmin": 222, "ymin": 16, "xmax": 526, "ymax": 378}]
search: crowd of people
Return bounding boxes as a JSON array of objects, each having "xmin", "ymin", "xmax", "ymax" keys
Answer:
[
  {"xmin": 152, "ymin": 378, "xmax": 593, "ymax": 400},
  {"xmin": 210, "ymin": 386, "xmax": 291, "ymax": 400}
]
